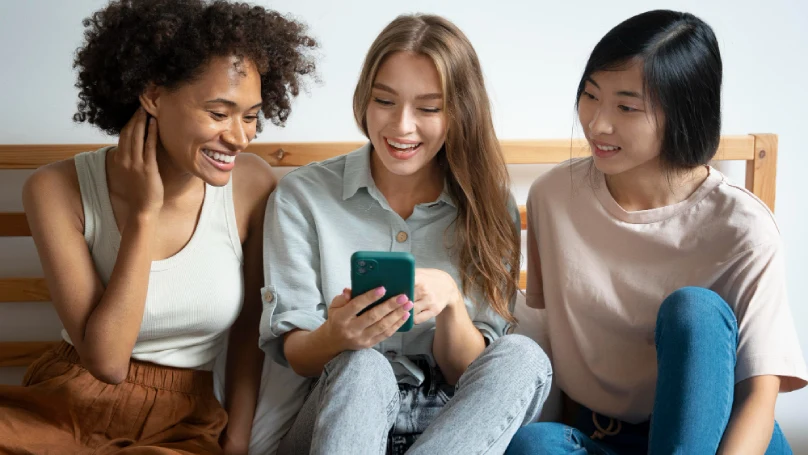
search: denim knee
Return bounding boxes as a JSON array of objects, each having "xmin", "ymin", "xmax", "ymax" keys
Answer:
[
  {"xmin": 487, "ymin": 334, "xmax": 552, "ymax": 384},
  {"xmin": 655, "ymin": 287, "xmax": 737, "ymax": 347},
  {"xmin": 506, "ymin": 422, "xmax": 575, "ymax": 455},
  {"xmin": 325, "ymin": 349, "xmax": 396, "ymax": 388}
]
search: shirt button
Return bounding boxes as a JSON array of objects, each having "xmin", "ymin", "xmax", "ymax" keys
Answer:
[
  {"xmin": 396, "ymin": 231, "xmax": 408, "ymax": 243},
  {"xmin": 262, "ymin": 289, "xmax": 274, "ymax": 303}
]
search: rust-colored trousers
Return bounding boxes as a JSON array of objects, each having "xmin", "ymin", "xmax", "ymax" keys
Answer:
[{"xmin": 0, "ymin": 342, "xmax": 227, "ymax": 454}]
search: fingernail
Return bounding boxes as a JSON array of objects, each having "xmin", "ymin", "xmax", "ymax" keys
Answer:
[
  {"xmin": 402, "ymin": 313, "xmax": 410, "ymax": 321},
  {"xmin": 375, "ymin": 287, "xmax": 386, "ymax": 296},
  {"xmin": 396, "ymin": 295, "xmax": 408, "ymax": 304},
  {"xmin": 403, "ymin": 302, "xmax": 414, "ymax": 311}
]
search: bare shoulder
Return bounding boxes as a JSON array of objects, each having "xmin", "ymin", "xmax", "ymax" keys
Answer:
[
  {"xmin": 232, "ymin": 152, "xmax": 276, "ymax": 208},
  {"xmin": 23, "ymin": 159, "xmax": 83, "ymax": 231}
]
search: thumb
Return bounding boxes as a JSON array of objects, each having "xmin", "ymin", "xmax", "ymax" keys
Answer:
[{"xmin": 330, "ymin": 288, "xmax": 352, "ymax": 309}]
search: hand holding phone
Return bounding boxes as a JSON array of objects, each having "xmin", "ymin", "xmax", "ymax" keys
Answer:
[
  {"xmin": 324, "ymin": 286, "xmax": 412, "ymax": 351},
  {"xmin": 351, "ymin": 252, "xmax": 415, "ymax": 332}
]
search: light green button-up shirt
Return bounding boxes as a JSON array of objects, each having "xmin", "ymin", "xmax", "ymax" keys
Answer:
[{"xmin": 259, "ymin": 144, "xmax": 518, "ymax": 385}]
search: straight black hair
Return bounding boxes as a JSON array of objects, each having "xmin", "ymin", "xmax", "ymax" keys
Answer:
[{"xmin": 576, "ymin": 10, "xmax": 722, "ymax": 170}]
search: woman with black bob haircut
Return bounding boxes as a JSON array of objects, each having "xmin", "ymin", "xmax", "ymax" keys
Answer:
[
  {"xmin": 509, "ymin": 9, "xmax": 805, "ymax": 455},
  {"xmin": 0, "ymin": 0, "xmax": 315, "ymax": 453}
]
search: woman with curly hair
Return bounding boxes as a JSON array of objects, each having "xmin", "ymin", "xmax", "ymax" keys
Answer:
[{"xmin": 0, "ymin": 0, "xmax": 315, "ymax": 453}]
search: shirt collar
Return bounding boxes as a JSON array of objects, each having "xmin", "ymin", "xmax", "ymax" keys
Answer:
[{"xmin": 342, "ymin": 142, "xmax": 456, "ymax": 209}]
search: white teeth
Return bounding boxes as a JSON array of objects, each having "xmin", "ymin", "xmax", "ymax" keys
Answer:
[
  {"xmin": 203, "ymin": 149, "xmax": 235, "ymax": 164},
  {"xmin": 596, "ymin": 144, "xmax": 620, "ymax": 151},
  {"xmin": 386, "ymin": 138, "xmax": 420, "ymax": 149}
]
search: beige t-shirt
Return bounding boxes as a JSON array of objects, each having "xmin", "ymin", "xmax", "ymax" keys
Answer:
[{"xmin": 526, "ymin": 157, "xmax": 807, "ymax": 424}]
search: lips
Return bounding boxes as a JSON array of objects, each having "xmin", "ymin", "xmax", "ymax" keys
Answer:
[
  {"xmin": 591, "ymin": 140, "xmax": 621, "ymax": 159},
  {"xmin": 384, "ymin": 137, "xmax": 422, "ymax": 161},
  {"xmin": 201, "ymin": 148, "xmax": 237, "ymax": 171}
]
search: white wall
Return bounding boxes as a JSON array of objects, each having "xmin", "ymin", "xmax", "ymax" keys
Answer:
[{"xmin": 1, "ymin": 0, "xmax": 806, "ymax": 448}]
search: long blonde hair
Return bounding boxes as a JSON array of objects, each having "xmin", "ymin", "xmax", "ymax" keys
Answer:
[{"xmin": 353, "ymin": 14, "xmax": 519, "ymax": 322}]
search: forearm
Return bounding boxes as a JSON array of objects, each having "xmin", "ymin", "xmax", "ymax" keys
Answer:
[
  {"xmin": 221, "ymin": 314, "xmax": 264, "ymax": 452},
  {"xmin": 718, "ymin": 391, "xmax": 777, "ymax": 454},
  {"xmin": 81, "ymin": 216, "xmax": 156, "ymax": 381},
  {"xmin": 433, "ymin": 299, "xmax": 486, "ymax": 385},
  {"xmin": 284, "ymin": 325, "xmax": 343, "ymax": 378},
  {"xmin": 718, "ymin": 376, "xmax": 780, "ymax": 454}
]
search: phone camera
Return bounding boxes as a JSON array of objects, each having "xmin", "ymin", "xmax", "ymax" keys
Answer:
[
  {"xmin": 358, "ymin": 267, "xmax": 366, "ymax": 274},
  {"xmin": 358, "ymin": 261, "xmax": 366, "ymax": 267}
]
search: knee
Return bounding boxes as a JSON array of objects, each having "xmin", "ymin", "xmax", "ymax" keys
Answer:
[
  {"xmin": 656, "ymin": 287, "xmax": 736, "ymax": 344},
  {"xmin": 506, "ymin": 422, "xmax": 570, "ymax": 455},
  {"xmin": 326, "ymin": 349, "xmax": 395, "ymax": 388},
  {"xmin": 487, "ymin": 335, "xmax": 552, "ymax": 383}
]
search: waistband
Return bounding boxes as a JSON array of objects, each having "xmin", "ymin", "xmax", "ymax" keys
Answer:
[{"xmin": 53, "ymin": 341, "xmax": 214, "ymax": 395}]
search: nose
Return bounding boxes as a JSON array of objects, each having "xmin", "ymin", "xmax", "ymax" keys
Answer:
[
  {"xmin": 588, "ymin": 106, "xmax": 614, "ymax": 136},
  {"xmin": 222, "ymin": 118, "xmax": 250, "ymax": 151},
  {"xmin": 392, "ymin": 105, "xmax": 417, "ymax": 135}
]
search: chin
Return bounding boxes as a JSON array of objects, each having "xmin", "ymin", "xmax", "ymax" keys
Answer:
[
  {"xmin": 203, "ymin": 172, "xmax": 232, "ymax": 187},
  {"xmin": 591, "ymin": 156, "xmax": 628, "ymax": 176}
]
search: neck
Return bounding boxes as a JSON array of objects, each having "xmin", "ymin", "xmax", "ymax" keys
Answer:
[
  {"xmin": 371, "ymin": 150, "xmax": 444, "ymax": 219},
  {"xmin": 604, "ymin": 158, "xmax": 709, "ymax": 211},
  {"xmin": 154, "ymin": 144, "xmax": 203, "ymax": 204},
  {"xmin": 107, "ymin": 144, "xmax": 202, "ymax": 209}
]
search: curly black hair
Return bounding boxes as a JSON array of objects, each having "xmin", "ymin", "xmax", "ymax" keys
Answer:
[{"xmin": 73, "ymin": 0, "xmax": 317, "ymax": 135}]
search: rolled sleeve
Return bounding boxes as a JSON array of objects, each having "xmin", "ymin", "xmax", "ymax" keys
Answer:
[{"xmin": 258, "ymin": 186, "xmax": 327, "ymax": 366}]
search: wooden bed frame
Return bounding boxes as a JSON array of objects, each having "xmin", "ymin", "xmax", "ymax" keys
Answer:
[{"xmin": 0, "ymin": 134, "xmax": 778, "ymax": 369}]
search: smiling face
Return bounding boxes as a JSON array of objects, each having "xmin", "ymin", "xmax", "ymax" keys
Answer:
[
  {"xmin": 364, "ymin": 51, "xmax": 448, "ymax": 181},
  {"xmin": 144, "ymin": 55, "xmax": 263, "ymax": 187},
  {"xmin": 578, "ymin": 61, "xmax": 665, "ymax": 178}
]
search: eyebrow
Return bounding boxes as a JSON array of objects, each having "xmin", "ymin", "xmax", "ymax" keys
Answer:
[
  {"xmin": 585, "ymin": 77, "xmax": 644, "ymax": 99},
  {"xmin": 205, "ymin": 98, "xmax": 263, "ymax": 110},
  {"xmin": 372, "ymin": 83, "xmax": 443, "ymax": 101}
]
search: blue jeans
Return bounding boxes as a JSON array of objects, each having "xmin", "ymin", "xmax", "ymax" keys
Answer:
[
  {"xmin": 506, "ymin": 287, "xmax": 793, "ymax": 455},
  {"xmin": 278, "ymin": 334, "xmax": 553, "ymax": 455}
]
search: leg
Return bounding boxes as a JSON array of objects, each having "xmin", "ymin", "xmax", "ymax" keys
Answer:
[
  {"xmin": 0, "ymin": 350, "xmax": 93, "ymax": 455},
  {"xmin": 277, "ymin": 349, "xmax": 399, "ymax": 455},
  {"xmin": 0, "ymin": 383, "xmax": 91, "ymax": 455},
  {"xmin": 765, "ymin": 422, "xmax": 794, "ymax": 455},
  {"xmin": 506, "ymin": 422, "xmax": 618, "ymax": 455},
  {"xmin": 408, "ymin": 334, "xmax": 553, "ymax": 455},
  {"xmin": 650, "ymin": 287, "xmax": 737, "ymax": 454}
]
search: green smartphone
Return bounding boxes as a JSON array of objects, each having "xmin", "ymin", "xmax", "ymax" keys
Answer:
[{"xmin": 351, "ymin": 251, "xmax": 415, "ymax": 332}]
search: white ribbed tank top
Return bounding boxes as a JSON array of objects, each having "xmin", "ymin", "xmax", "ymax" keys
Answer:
[{"xmin": 64, "ymin": 146, "xmax": 244, "ymax": 370}]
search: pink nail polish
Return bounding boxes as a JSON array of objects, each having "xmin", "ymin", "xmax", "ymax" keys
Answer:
[
  {"xmin": 375, "ymin": 287, "xmax": 386, "ymax": 296},
  {"xmin": 402, "ymin": 313, "xmax": 410, "ymax": 320},
  {"xmin": 396, "ymin": 295, "xmax": 408, "ymax": 304},
  {"xmin": 404, "ymin": 302, "xmax": 414, "ymax": 311}
]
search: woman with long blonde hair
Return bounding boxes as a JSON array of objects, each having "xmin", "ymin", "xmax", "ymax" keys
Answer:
[{"xmin": 260, "ymin": 14, "xmax": 552, "ymax": 454}]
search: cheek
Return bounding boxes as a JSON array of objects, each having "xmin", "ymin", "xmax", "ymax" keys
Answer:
[
  {"xmin": 635, "ymin": 120, "xmax": 663, "ymax": 155},
  {"xmin": 577, "ymin": 105, "xmax": 593, "ymax": 131},
  {"xmin": 365, "ymin": 106, "xmax": 384, "ymax": 135},
  {"xmin": 424, "ymin": 116, "xmax": 447, "ymax": 143}
]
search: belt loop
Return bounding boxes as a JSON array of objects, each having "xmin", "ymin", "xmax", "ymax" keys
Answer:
[{"xmin": 425, "ymin": 358, "xmax": 438, "ymax": 398}]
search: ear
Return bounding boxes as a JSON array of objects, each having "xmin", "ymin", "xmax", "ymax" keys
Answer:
[{"xmin": 139, "ymin": 83, "xmax": 162, "ymax": 118}]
